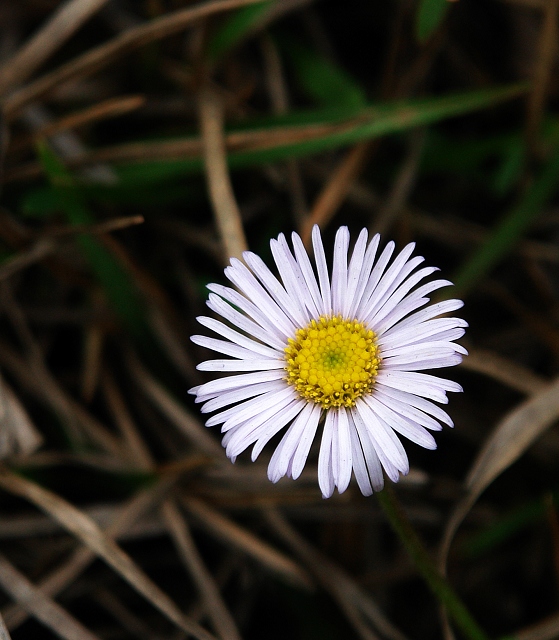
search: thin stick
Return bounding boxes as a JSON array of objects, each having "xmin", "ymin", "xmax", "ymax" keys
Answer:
[{"xmin": 198, "ymin": 83, "xmax": 247, "ymax": 262}]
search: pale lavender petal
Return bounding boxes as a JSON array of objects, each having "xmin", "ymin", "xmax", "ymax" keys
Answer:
[
  {"xmin": 318, "ymin": 410, "xmax": 335, "ymax": 498},
  {"xmin": 196, "ymin": 315, "xmax": 281, "ymax": 358},
  {"xmin": 331, "ymin": 226, "xmax": 350, "ymax": 315},
  {"xmin": 312, "ymin": 225, "xmax": 331, "ymax": 314}
]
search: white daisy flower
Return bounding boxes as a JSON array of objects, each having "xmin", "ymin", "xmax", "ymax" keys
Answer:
[{"xmin": 189, "ymin": 226, "xmax": 466, "ymax": 498}]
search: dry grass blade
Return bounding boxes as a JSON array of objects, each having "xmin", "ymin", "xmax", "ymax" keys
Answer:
[
  {"xmin": 515, "ymin": 612, "xmax": 559, "ymax": 640},
  {"xmin": 439, "ymin": 377, "xmax": 559, "ymax": 571},
  {"xmin": 27, "ymin": 96, "xmax": 145, "ymax": 142},
  {"xmin": 198, "ymin": 83, "xmax": 247, "ymax": 262},
  {"xmin": 183, "ymin": 496, "xmax": 313, "ymax": 589},
  {"xmin": 0, "ymin": 553, "xmax": 101, "ymax": 640},
  {"xmin": 0, "ymin": 374, "xmax": 43, "ymax": 459},
  {"xmin": 525, "ymin": 0, "xmax": 559, "ymax": 149},
  {"xmin": 0, "ymin": 339, "xmax": 124, "ymax": 458},
  {"xmin": 0, "ymin": 469, "xmax": 217, "ymax": 640},
  {"xmin": 127, "ymin": 351, "xmax": 222, "ymax": 457},
  {"xmin": 3, "ymin": 0, "xmax": 267, "ymax": 118},
  {"xmin": 3, "ymin": 472, "xmax": 181, "ymax": 631},
  {"xmin": 0, "ymin": 0, "xmax": 110, "ymax": 96},
  {"xmin": 460, "ymin": 349, "xmax": 548, "ymax": 396},
  {"xmin": 301, "ymin": 142, "xmax": 373, "ymax": 247},
  {"xmin": 162, "ymin": 499, "xmax": 242, "ymax": 640},
  {"xmin": 264, "ymin": 508, "xmax": 408, "ymax": 640},
  {"xmin": 0, "ymin": 614, "xmax": 11, "ymax": 640}
]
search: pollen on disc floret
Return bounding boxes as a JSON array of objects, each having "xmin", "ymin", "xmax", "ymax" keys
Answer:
[{"xmin": 285, "ymin": 315, "xmax": 381, "ymax": 408}]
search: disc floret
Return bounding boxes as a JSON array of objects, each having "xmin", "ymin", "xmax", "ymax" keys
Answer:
[{"xmin": 285, "ymin": 315, "xmax": 381, "ymax": 408}]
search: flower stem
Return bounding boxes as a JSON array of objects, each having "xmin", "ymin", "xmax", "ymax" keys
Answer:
[{"xmin": 376, "ymin": 487, "xmax": 490, "ymax": 640}]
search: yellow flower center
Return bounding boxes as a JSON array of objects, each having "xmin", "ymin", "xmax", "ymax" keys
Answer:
[{"xmin": 284, "ymin": 316, "xmax": 381, "ymax": 409}]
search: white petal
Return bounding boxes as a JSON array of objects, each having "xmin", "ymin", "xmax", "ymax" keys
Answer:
[
  {"xmin": 200, "ymin": 380, "xmax": 286, "ymax": 413},
  {"xmin": 365, "ymin": 267, "xmax": 440, "ymax": 327},
  {"xmin": 318, "ymin": 410, "xmax": 335, "ymax": 498},
  {"xmin": 348, "ymin": 417, "xmax": 373, "ymax": 495},
  {"xmin": 291, "ymin": 403, "xmax": 322, "ymax": 479},
  {"xmin": 379, "ymin": 317, "xmax": 468, "ymax": 349},
  {"xmin": 278, "ymin": 234, "xmax": 320, "ymax": 319},
  {"xmin": 362, "ymin": 255, "xmax": 426, "ymax": 322},
  {"xmin": 348, "ymin": 233, "xmax": 380, "ymax": 318},
  {"xmin": 364, "ymin": 396, "xmax": 437, "ymax": 450},
  {"xmin": 208, "ymin": 283, "xmax": 292, "ymax": 342},
  {"xmin": 197, "ymin": 358, "xmax": 285, "ymax": 373},
  {"xmin": 193, "ymin": 369, "xmax": 285, "ymax": 400},
  {"xmin": 373, "ymin": 388, "xmax": 444, "ymax": 431},
  {"xmin": 242, "ymin": 251, "xmax": 307, "ymax": 327},
  {"xmin": 191, "ymin": 335, "xmax": 273, "ymax": 360},
  {"xmin": 331, "ymin": 226, "xmax": 350, "ymax": 315},
  {"xmin": 312, "ymin": 225, "xmax": 332, "ymax": 315},
  {"xmin": 355, "ymin": 241, "xmax": 395, "ymax": 317},
  {"xmin": 291, "ymin": 232, "xmax": 324, "ymax": 319},
  {"xmin": 352, "ymin": 408, "xmax": 396, "ymax": 485},
  {"xmin": 196, "ymin": 316, "xmax": 280, "ymax": 358},
  {"xmin": 250, "ymin": 399, "xmax": 307, "ymax": 459},
  {"xmin": 334, "ymin": 407, "xmax": 353, "ymax": 493},
  {"xmin": 372, "ymin": 384, "xmax": 454, "ymax": 427},
  {"xmin": 209, "ymin": 385, "xmax": 294, "ymax": 429},
  {"xmin": 226, "ymin": 259, "xmax": 296, "ymax": 336},
  {"xmin": 355, "ymin": 399, "xmax": 409, "ymax": 476},
  {"xmin": 343, "ymin": 228, "xmax": 368, "ymax": 317},
  {"xmin": 267, "ymin": 402, "xmax": 316, "ymax": 482},
  {"xmin": 268, "ymin": 238, "xmax": 312, "ymax": 322},
  {"xmin": 226, "ymin": 399, "xmax": 304, "ymax": 459},
  {"xmin": 380, "ymin": 297, "xmax": 464, "ymax": 337},
  {"xmin": 206, "ymin": 293, "xmax": 286, "ymax": 351},
  {"xmin": 377, "ymin": 370, "xmax": 462, "ymax": 401}
]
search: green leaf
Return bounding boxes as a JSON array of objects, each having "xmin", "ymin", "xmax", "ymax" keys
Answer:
[
  {"xmin": 416, "ymin": 0, "xmax": 451, "ymax": 43},
  {"xmin": 286, "ymin": 40, "xmax": 366, "ymax": 111},
  {"xmin": 108, "ymin": 83, "xmax": 527, "ymax": 178},
  {"xmin": 34, "ymin": 141, "xmax": 148, "ymax": 336},
  {"xmin": 454, "ymin": 145, "xmax": 559, "ymax": 293},
  {"xmin": 206, "ymin": 1, "xmax": 271, "ymax": 61}
]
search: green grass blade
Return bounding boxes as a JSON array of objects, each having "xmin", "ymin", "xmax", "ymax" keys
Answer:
[
  {"xmin": 416, "ymin": 0, "xmax": 451, "ymax": 42},
  {"xmin": 285, "ymin": 40, "xmax": 367, "ymax": 111},
  {"xmin": 454, "ymin": 146, "xmax": 559, "ymax": 294},
  {"xmin": 35, "ymin": 141, "xmax": 147, "ymax": 336},
  {"xmin": 206, "ymin": 1, "xmax": 270, "ymax": 61}
]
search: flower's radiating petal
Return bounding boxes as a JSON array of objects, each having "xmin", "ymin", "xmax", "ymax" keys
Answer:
[
  {"xmin": 191, "ymin": 225, "xmax": 465, "ymax": 499},
  {"xmin": 331, "ymin": 226, "xmax": 350, "ymax": 315},
  {"xmin": 196, "ymin": 315, "xmax": 281, "ymax": 357},
  {"xmin": 311, "ymin": 225, "xmax": 331, "ymax": 314},
  {"xmin": 206, "ymin": 293, "xmax": 286, "ymax": 350},
  {"xmin": 192, "ymin": 369, "xmax": 285, "ymax": 401},
  {"xmin": 318, "ymin": 410, "xmax": 336, "ymax": 498}
]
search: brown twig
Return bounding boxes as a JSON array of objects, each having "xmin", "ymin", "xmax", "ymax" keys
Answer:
[{"xmin": 198, "ymin": 83, "xmax": 248, "ymax": 262}]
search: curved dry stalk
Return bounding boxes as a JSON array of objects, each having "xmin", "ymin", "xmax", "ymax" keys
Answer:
[
  {"xmin": 439, "ymin": 376, "xmax": 559, "ymax": 573},
  {"xmin": 182, "ymin": 496, "xmax": 313, "ymax": 589},
  {"xmin": 198, "ymin": 83, "xmax": 247, "ymax": 262},
  {"xmin": 162, "ymin": 499, "xmax": 242, "ymax": 640},
  {"xmin": 0, "ymin": 469, "xmax": 217, "ymax": 640},
  {"xmin": 0, "ymin": 553, "xmax": 101, "ymax": 640}
]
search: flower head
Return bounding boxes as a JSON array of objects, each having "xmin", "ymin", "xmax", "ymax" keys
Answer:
[{"xmin": 190, "ymin": 226, "xmax": 466, "ymax": 498}]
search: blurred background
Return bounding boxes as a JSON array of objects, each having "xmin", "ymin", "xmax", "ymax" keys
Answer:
[{"xmin": 0, "ymin": 0, "xmax": 559, "ymax": 639}]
